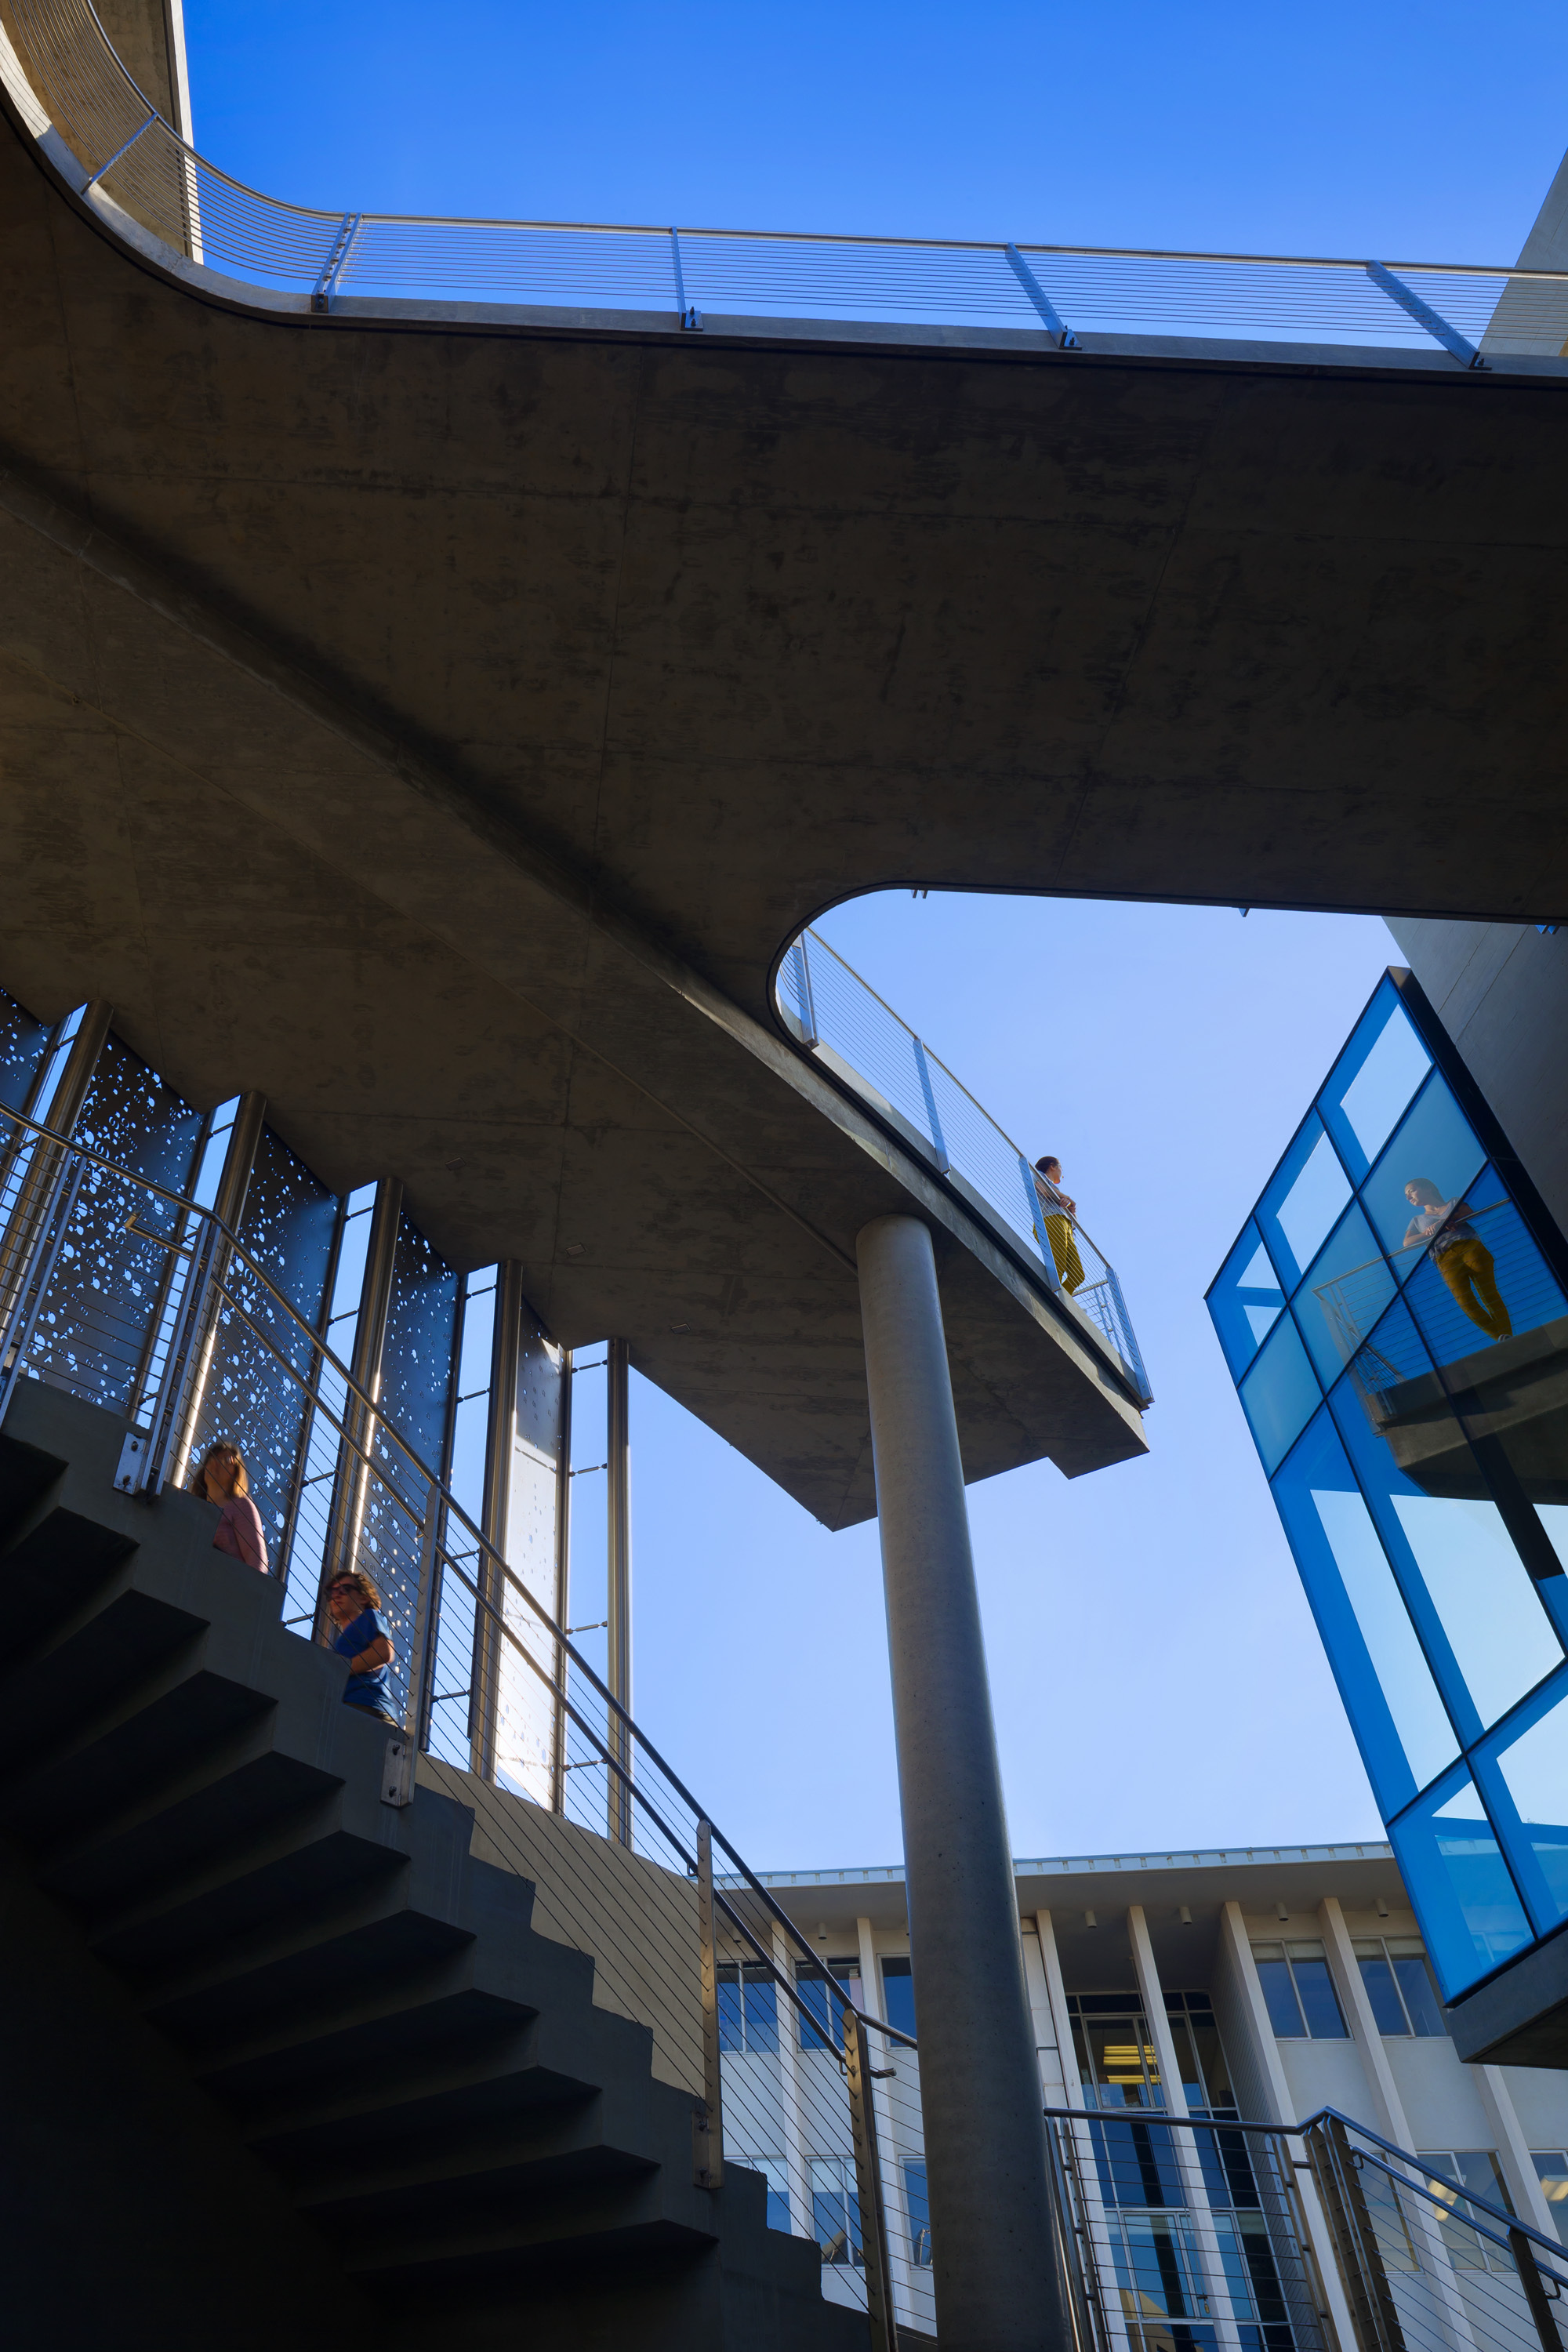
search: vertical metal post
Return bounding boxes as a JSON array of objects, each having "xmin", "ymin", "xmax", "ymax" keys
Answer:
[
  {"xmin": 472, "ymin": 1259, "xmax": 522, "ymax": 1783},
  {"xmin": 166, "ymin": 1089, "xmax": 266, "ymax": 1491},
  {"xmin": 856, "ymin": 1212, "xmax": 1067, "ymax": 2352},
  {"xmin": 844, "ymin": 2005, "xmax": 898, "ymax": 2352},
  {"xmin": 1303, "ymin": 2118, "xmax": 1407, "ymax": 2352},
  {"xmin": 550, "ymin": 1344, "xmax": 573, "ymax": 1812},
  {"xmin": 402, "ymin": 1486, "xmax": 444, "ymax": 1753},
  {"xmin": 693, "ymin": 1818, "xmax": 724, "ymax": 2190},
  {"xmin": 789, "ymin": 938, "xmax": 819, "ymax": 1047},
  {"xmin": 0, "ymin": 1000, "xmax": 111, "ymax": 1337},
  {"xmin": 1508, "ymin": 2229, "xmax": 1563, "ymax": 2352},
  {"xmin": 318, "ymin": 1175, "xmax": 401, "ymax": 1629},
  {"xmin": 670, "ymin": 227, "xmax": 702, "ymax": 330},
  {"xmin": 913, "ymin": 1036, "xmax": 951, "ymax": 1171},
  {"xmin": 606, "ymin": 1335, "xmax": 632, "ymax": 1846}
]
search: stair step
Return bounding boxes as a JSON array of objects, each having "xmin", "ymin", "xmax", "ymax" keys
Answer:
[{"xmin": 0, "ymin": 1581, "xmax": 207, "ymax": 1766}]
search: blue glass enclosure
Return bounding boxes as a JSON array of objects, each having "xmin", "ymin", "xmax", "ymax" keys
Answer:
[{"xmin": 1209, "ymin": 973, "xmax": 1568, "ymax": 2006}]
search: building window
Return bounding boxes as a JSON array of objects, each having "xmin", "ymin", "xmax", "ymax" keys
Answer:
[
  {"xmin": 1066, "ymin": 1993, "xmax": 1163, "ymax": 2110},
  {"xmin": 718, "ymin": 1962, "xmax": 779, "ymax": 2054},
  {"xmin": 904, "ymin": 2160, "xmax": 932, "ymax": 2267},
  {"xmin": 741, "ymin": 2154, "xmax": 790, "ymax": 2234},
  {"xmin": 810, "ymin": 2155, "xmax": 862, "ymax": 2266},
  {"xmin": 1250, "ymin": 1941, "xmax": 1348, "ymax": 2038},
  {"xmin": 1352, "ymin": 1937, "xmax": 1446, "ymax": 2036},
  {"xmin": 1165, "ymin": 1989, "xmax": 1237, "ymax": 2115},
  {"xmin": 1419, "ymin": 2151, "xmax": 1514, "ymax": 2270},
  {"xmin": 881, "ymin": 1955, "xmax": 916, "ymax": 2038},
  {"xmin": 797, "ymin": 1958, "xmax": 859, "ymax": 2053},
  {"xmin": 1532, "ymin": 2154, "xmax": 1568, "ymax": 2247}
]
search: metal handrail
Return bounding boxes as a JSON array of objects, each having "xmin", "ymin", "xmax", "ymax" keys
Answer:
[
  {"xmin": 5, "ymin": 0, "xmax": 1568, "ymax": 361},
  {"xmin": 1305, "ymin": 2104, "xmax": 1568, "ymax": 2275}
]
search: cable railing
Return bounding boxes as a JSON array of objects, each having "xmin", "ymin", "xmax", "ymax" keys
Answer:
[
  {"xmin": 777, "ymin": 927, "xmax": 1152, "ymax": 1404},
  {"xmin": 1300, "ymin": 2108, "xmax": 1568, "ymax": 2352},
  {"xmin": 0, "ymin": 1093, "xmax": 919, "ymax": 2345},
  {"xmin": 5, "ymin": 0, "xmax": 1568, "ymax": 363}
]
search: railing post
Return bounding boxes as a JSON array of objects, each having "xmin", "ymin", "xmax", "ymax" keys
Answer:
[
  {"xmin": 0, "ymin": 1001, "xmax": 111, "ymax": 1341},
  {"xmin": 1365, "ymin": 261, "xmax": 1484, "ymax": 368},
  {"xmin": 383, "ymin": 1486, "xmax": 442, "ymax": 1809},
  {"xmin": 550, "ymin": 1343, "xmax": 573, "ymax": 1812},
  {"xmin": 1508, "ymin": 2227, "xmax": 1564, "ymax": 2352},
  {"xmin": 1303, "ymin": 2118, "xmax": 1408, "ymax": 2352},
  {"xmin": 318, "ymin": 1174, "xmax": 401, "ymax": 1627},
  {"xmin": 140, "ymin": 1209, "xmax": 225, "ymax": 1494},
  {"xmin": 692, "ymin": 1818, "xmax": 724, "ymax": 2190},
  {"xmin": 669, "ymin": 227, "xmax": 702, "ymax": 331},
  {"xmin": 788, "ymin": 937, "xmax": 819, "ymax": 1047},
  {"xmin": 913, "ymin": 1036, "xmax": 951, "ymax": 1171},
  {"xmin": 162, "ymin": 1089, "xmax": 267, "ymax": 1493},
  {"xmin": 844, "ymin": 2006, "xmax": 897, "ymax": 2352},
  {"xmin": 311, "ymin": 212, "xmax": 363, "ymax": 312},
  {"xmin": 472, "ymin": 1259, "xmax": 522, "ymax": 1783},
  {"xmin": 606, "ymin": 1336, "xmax": 633, "ymax": 1846},
  {"xmin": 1004, "ymin": 244, "xmax": 1079, "ymax": 347}
]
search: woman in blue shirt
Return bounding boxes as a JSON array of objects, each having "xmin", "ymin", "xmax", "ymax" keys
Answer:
[{"xmin": 324, "ymin": 1570, "xmax": 397, "ymax": 1722}]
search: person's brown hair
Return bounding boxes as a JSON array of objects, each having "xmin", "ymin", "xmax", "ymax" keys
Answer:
[
  {"xmin": 1035, "ymin": 1155, "xmax": 1061, "ymax": 1176},
  {"xmin": 195, "ymin": 1441, "xmax": 249, "ymax": 1499},
  {"xmin": 327, "ymin": 1568, "xmax": 383, "ymax": 1612},
  {"xmin": 1406, "ymin": 1176, "xmax": 1446, "ymax": 1207}
]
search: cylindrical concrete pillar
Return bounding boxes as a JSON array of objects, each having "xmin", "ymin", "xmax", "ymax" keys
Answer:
[{"xmin": 856, "ymin": 1213, "xmax": 1068, "ymax": 2352}]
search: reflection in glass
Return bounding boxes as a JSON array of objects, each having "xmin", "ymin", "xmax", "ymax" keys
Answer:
[
  {"xmin": 1272, "ymin": 1409, "xmax": 1457, "ymax": 1811},
  {"xmin": 1324, "ymin": 987, "xmax": 1432, "ymax": 1178},
  {"xmin": 1239, "ymin": 1314, "xmax": 1321, "ymax": 1477},
  {"xmin": 1259, "ymin": 1115, "xmax": 1352, "ymax": 1286},
  {"xmin": 880, "ymin": 1955, "xmax": 916, "ymax": 2038},
  {"xmin": 1389, "ymin": 1940, "xmax": 1447, "ymax": 2036},
  {"xmin": 1388, "ymin": 1767, "xmax": 1532, "ymax": 1999},
  {"xmin": 1361, "ymin": 1077, "xmax": 1486, "ymax": 1261},
  {"xmin": 1330, "ymin": 1345, "xmax": 1564, "ymax": 1740},
  {"xmin": 1479, "ymin": 1671, "xmax": 1568, "ymax": 1932},
  {"xmin": 1300, "ymin": 1203, "xmax": 1396, "ymax": 1385},
  {"xmin": 1209, "ymin": 1222, "xmax": 1286, "ymax": 1378}
]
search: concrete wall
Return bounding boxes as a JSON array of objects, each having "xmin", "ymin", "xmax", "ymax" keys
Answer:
[
  {"xmin": 416, "ymin": 1755, "xmax": 703, "ymax": 2096},
  {"xmin": 1386, "ymin": 920, "xmax": 1568, "ymax": 1235}
]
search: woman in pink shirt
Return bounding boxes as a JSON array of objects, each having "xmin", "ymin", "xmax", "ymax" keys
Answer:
[{"xmin": 195, "ymin": 1441, "xmax": 269, "ymax": 1573}]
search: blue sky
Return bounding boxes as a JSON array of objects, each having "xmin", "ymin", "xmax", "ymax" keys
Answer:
[{"xmin": 177, "ymin": 2, "xmax": 1565, "ymax": 1868}]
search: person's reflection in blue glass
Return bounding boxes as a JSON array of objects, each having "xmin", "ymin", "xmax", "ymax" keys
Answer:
[{"xmin": 1403, "ymin": 1178, "xmax": 1512, "ymax": 1343}]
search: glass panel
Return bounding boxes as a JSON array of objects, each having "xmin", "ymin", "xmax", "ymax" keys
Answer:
[
  {"xmin": 1250, "ymin": 1947, "xmax": 1305, "ymax": 2036},
  {"xmin": 0, "ymin": 984, "xmax": 51, "ymax": 1112},
  {"xmin": 1531, "ymin": 2155, "xmax": 1568, "ymax": 2249},
  {"xmin": 1089, "ymin": 2115, "xmax": 1185, "ymax": 2208},
  {"xmin": 1323, "ymin": 982, "xmax": 1432, "ymax": 1181},
  {"xmin": 1184, "ymin": 2015, "xmax": 1235, "ymax": 2114},
  {"xmin": 1353, "ymin": 1945, "xmax": 1411, "ymax": 2034},
  {"xmin": 742, "ymin": 1965, "xmax": 779, "ymax": 2054},
  {"xmin": 1388, "ymin": 1766, "xmax": 1533, "ymax": 2000},
  {"xmin": 1271, "ymin": 1408, "xmax": 1457, "ymax": 1813},
  {"xmin": 1330, "ymin": 1361, "xmax": 1563, "ymax": 1743},
  {"xmin": 1240, "ymin": 1313, "xmax": 1322, "ymax": 1477},
  {"xmin": 1386, "ymin": 1941, "xmax": 1447, "ymax": 2036},
  {"xmin": 1081, "ymin": 2015, "xmax": 1162, "ymax": 2107},
  {"xmin": 1258, "ymin": 1115, "xmax": 1353, "ymax": 1288},
  {"xmin": 717, "ymin": 1965, "xmax": 743, "ymax": 2053},
  {"xmin": 1210, "ymin": 1222, "xmax": 1286, "ymax": 1379},
  {"xmin": 1287, "ymin": 1949, "xmax": 1348, "ymax": 2038},
  {"xmin": 811, "ymin": 2157, "xmax": 862, "ymax": 2265},
  {"xmin": 1362, "ymin": 1076, "xmax": 1486, "ymax": 1261},
  {"xmin": 1298, "ymin": 1203, "xmax": 1396, "ymax": 1386},
  {"xmin": 1477, "ymin": 1670, "xmax": 1568, "ymax": 1933},
  {"xmin": 753, "ymin": 2155, "xmax": 789, "ymax": 2234},
  {"xmin": 881, "ymin": 1955, "xmax": 916, "ymax": 2038},
  {"xmin": 905, "ymin": 2162, "xmax": 932, "ymax": 2267},
  {"xmin": 797, "ymin": 1961, "xmax": 855, "ymax": 2053}
]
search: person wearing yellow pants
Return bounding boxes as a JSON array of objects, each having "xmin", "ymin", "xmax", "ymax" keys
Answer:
[
  {"xmin": 1033, "ymin": 1155, "xmax": 1085, "ymax": 1294},
  {"xmin": 1403, "ymin": 1178, "xmax": 1512, "ymax": 1341}
]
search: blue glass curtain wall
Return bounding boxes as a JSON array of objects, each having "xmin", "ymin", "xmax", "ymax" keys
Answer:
[{"xmin": 1210, "ymin": 972, "xmax": 1568, "ymax": 2004}]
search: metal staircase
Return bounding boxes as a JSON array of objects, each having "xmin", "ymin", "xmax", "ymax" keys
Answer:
[{"xmin": 0, "ymin": 1378, "xmax": 866, "ymax": 2350}]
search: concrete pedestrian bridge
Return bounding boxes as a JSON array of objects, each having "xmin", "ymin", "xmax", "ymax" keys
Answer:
[{"xmin": 2, "ymin": 0, "xmax": 1567, "ymax": 1524}]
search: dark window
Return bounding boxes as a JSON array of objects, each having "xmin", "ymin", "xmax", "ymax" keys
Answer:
[
  {"xmin": 1290, "ymin": 1955, "xmax": 1348, "ymax": 2038},
  {"xmin": 810, "ymin": 2157, "xmax": 862, "ymax": 2266},
  {"xmin": 718, "ymin": 1963, "xmax": 779, "ymax": 2054},
  {"xmin": 905, "ymin": 2161, "xmax": 931, "ymax": 2267},
  {"xmin": 1250, "ymin": 1947, "xmax": 1306, "ymax": 2038},
  {"xmin": 1390, "ymin": 1944, "xmax": 1446, "ymax": 2037},
  {"xmin": 1356, "ymin": 1951, "xmax": 1410, "ymax": 2035},
  {"xmin": 882, "ymin": 1955, "xmax": 916, "ymax": 2038},
  {"xmin": 797, "ymin": 1960, "xmax": 857, "ymax": 2053},
  {"xmin": 1251, "ymin": 1942, "xmax": 1347, "ymax": 2038}
]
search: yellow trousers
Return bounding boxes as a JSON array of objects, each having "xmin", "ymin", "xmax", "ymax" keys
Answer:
[
  {"xmin": 1046, "ymin": 1214, "xmax": 1084, "ymax": 1294},
  {"xmin": 1436, "ymin": 1238, "xmax": 1512, "ymax": 1341}
]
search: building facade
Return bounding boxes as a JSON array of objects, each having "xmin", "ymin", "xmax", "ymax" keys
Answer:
[
  {"xmin": 731, "ymin": 1843, "xmax": 1568, "ymax": 2346},
  {"xmin": 1209, "ymin": 971, "xmax": 1568, "ymax": 2067}
]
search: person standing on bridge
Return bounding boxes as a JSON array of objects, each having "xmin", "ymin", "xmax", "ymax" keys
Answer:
[
  {"xmin": 1033, "ymin": 1156, "xmax": 1085, "ymax": 1294},
  {"xmin": 1403, "ymin": 1177, "xmax": 1512, "ymax": 1341},
  {"xmin": 196, "ymin": 1441, "xmax": 269, "ymax": 1573},
  {"xmin": 325, "ymin": 1570, "xmax": 397, "ymax": 1723}
]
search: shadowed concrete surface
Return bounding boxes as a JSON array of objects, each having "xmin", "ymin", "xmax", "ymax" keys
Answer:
[{"xmin": 5, "ymin": 34, "xmax": 1568, "ymax": 1513}]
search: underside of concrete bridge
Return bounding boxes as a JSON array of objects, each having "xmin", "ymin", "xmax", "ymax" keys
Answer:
[{"xmin": 2, "ymin": 20, "xmax": 1566, "ymax": 1522}]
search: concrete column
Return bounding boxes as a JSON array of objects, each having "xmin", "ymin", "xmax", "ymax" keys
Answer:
[
  {"xmin": 606, "ymin": 1336, "xmax": 631, "ymax": 1845},
  {"xmin": 1216, "ymin": 1904, "xmax": 1358, "ymax": 2352},
  {"xmin": 1127, "ymin": 1905, "xmax": 1242, "ymax": 2352},
  {"xmin": 856, "ymin": 1212, "xmax": 1066, "ymax": 2352},
  {"xmin": 1022, "ymin": 1922, "xmax": 1069, "ymax": 2107},
  {"xmin": 1473, "ymin": 2066, "xmax": 1559, "ymax": 2242},
  {"xmin": 771, "ymin": 1921, "xmax": 811, "ymax": 2248}
]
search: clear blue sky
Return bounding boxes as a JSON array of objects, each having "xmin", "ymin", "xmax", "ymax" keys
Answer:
[{"xmin": 177, "ymin": 3, "xmax": 1564, "ymax": 1869}]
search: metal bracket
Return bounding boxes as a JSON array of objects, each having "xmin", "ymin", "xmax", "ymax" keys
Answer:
[
  {"xmin": 381, "ymin": 1734, "xmax": 416, "ymax": 1807},
  {"xmin": 312, "ymin": 213, "xmax": 363, "ymax": 314},
  {"xmin": 85, "ymin": 111, "xmax": 156, "ymax": 194},
  {"xmin": 1366, "ymin": 260, "xmax": 1484, "ymax": 368},
  {"xmin": 114, "ymin": 1428, "xmax": 152, "ymax": 1494},
  {"xmin": 1005, "ymin": 245, "xmax": 1078, "ymax": 348}
]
